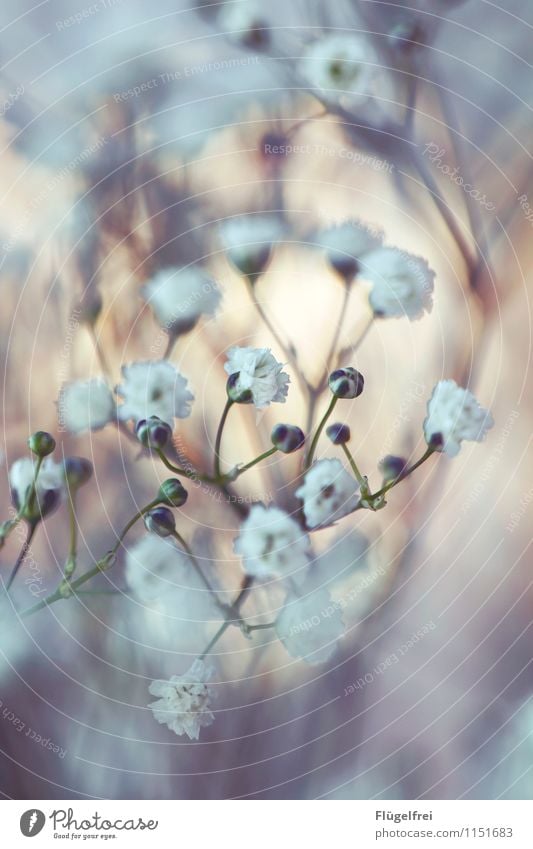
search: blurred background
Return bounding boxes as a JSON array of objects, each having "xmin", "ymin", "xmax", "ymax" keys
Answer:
[{"xmin": 0, "ymin": 0, "xmax": 532, "ymax": 799}]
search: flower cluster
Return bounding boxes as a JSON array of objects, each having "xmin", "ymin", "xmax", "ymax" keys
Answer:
[{"xmin": 1, "ymin": 142, "xmax": 494, "ymax": 745}]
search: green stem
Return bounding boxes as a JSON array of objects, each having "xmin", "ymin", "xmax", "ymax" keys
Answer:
[
  {"xmin": 19, "ymin": 498, "xmax": 160, "ymax": 618},
  {"xmin": 171, "ymin": 529, "xmax": 219, "ymax": 599},
  {"xmin": 156, "ymin": 449, "xmax": 211, "ymax": 482},
  {"xmin": 341, "ymin": 443, "xmax": 366, "ymax": 489},
  {"xmin": 88, "ymin": 324, "xmax": 112, "ymax": 379},
  {"xmin": 214, "ymin": 399, "xmax": 234, "ymax": 480},
  {"xmin": 247, "ymin": 622, "xmax": 276, "ymax": 632},
  {"xmin": 5, "ymin": 522, "xmax": 38, "ymax": 595},
  {"xmin": 198, "ymin": 576, "xmax": 253, "ymax": 660},
  {"xmin": 163, "ymin": 331, "xmax": 178, "ymax": 360},
  {"xmin": 371, "ymin": 447, "xmax": 436, "ymax": 501},
  {"xmin": 305, "ymin": 395, "xmax": 338, "ymax": 469},
  {"xmin": 235, "ymin": 446, "xmax": 278, "ymax": 477},
  {"xmin": 319, "ymin": 284, "xmax": 351, "ymax": 390}
]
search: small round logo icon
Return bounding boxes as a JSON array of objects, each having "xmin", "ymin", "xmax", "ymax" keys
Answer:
[{"xmin": 20, "ymin": 810, "xmax": 46, "ymax": 837}]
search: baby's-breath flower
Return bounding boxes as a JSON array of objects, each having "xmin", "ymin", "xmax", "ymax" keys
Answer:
[
  {"xmin": 300, "ymin": 34, "xmax": 381, "ymax": 105},
  {"xmin": 9, "ymin": 457, "xmax": 65, "ymax": 520},
  {"xmin": 158, "ymin": 478, "xmax": 188, "ymax": 508},
  {"xmin": 329, "ymin": 367, "xmax": 364, "ymax": 399},
  {"xmin": 59, "ymin": 378, "xmax": 115, "ymax": 433},
  {"xmin": 224, "ymin": 346, "xmax": 289, "ymax": 409},
  {"xmin": 117, "ymin": 360, "xmax": 193, "ymax": 426},
  {"xmin": 148, "ymin": 659, "xmax": 215, "ymax": 740},
  {"xmin": 423, "ymin": 379, "xmax": 494, "ymax": 456},
  {"xmin": 27, "ymin": 431, "xmax": 56, "ymax": 458},
  {"xmin": 126, "ymin": 535, "xmax": 191, "ymax": 601},
  {"xmin": 63, "ymin": 457, "xmax": 93, "ymax": 490},
  {"xmin": 234, "ymin": 504, "xmax": 310, "ymax": 579},
  {"xmin": 218, "ymin": 0, "xmax": 269, "ymax": 49},
  {"xmin": 363, "ymin": 246, "xmax": 435, "ymax": 320},
  {"xmin": 135, "ymin": 416, "xmax": 173, "ymax": 450},
  {"xmin": 296, "ymin": 458, "xmax": 360, "ymax": 528},
  {"xmin": 141, "ymin": 266, "xmax": 222, "ymax": 336},
  {"xmin": 144, "ymin": 506, "xmax": 176, "ymax": 537},
  {"xmin": 378, "ymin": 454, "xmax": 406, "ymax": 482},
  {"xmin": 317, "ymin": 221, "xmax": 384, "ymax": 283},
  {"xmin": 276, "ymin": 588, "xmax": 345, "ymax": 664},
  {"xmin": 220, "ymin": 215, "xmax": 281, "ymax": 278},
  {"xmin": 326, "ymin": 423, "xmax": 351, "ymax": 445},
  {"xmin": 271, "ymin": 423, "xmax": 305, "ymax": 454}
]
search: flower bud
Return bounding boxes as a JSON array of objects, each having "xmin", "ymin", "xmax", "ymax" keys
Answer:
[
  {"xmin": 326, "ymin": 423, "xmax": 351, "ymax": 445},
  {"xmin": 379, "ymin": 455, "xmax": 407, "ymax": 482},
  {"xmin": 64, "ymin": 457, "xmax": 93, "ymax": 489},
  {"xmin": 28, "ymin": 431, "xmax": 56, "ymax": 458},
  {"xmin": 136, "ymin": 416, "xmax": 173, "ymax": 450},
  {"xmin": 271, "ymin": 423, "xmax": 305, "ymax": 454},
  {"xmin": 327, "ymin": 252, "xmax": 359, "ymax": 284},
  {"xmin": 144, "ymin": 506, "xmax": 176, "ymax": 537},
  {"xmin": 158, "ymin": 478, "xmax": 188, "ymax": 507},
  {"xmin": 226, "ymin": 373, "xmax": 253, "ymax": 404},
  {"xmin": 328, "ymin": 367, "xmax": 364, "ymax": 399}
]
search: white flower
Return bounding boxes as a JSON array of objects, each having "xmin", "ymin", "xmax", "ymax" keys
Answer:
[
  {"xmin": 423, "ymin": 379, "xmax": 494, "ymax": 456},
  {"xmin": 141, "ymin": 266, "xmax": 222, "ymax": 335},
  {"xmin": 234, "ymin": 504, "xmax": 310, "ymax": 579},
  {"xmin": 148, "ymin": 659, "xmax": 215, "ymax": 740},
  {"xmin": 126, "ymin": 535, "xmax": 190, "ymax": 602},
  {"xmin": 220, "ymin": 215, "xmax": 281, "ymax": 277},
  {"xmin": 224, "ymin": 346, "xmax": 289, "ymax": 408},
  {"xmin": 117, "ymin": 360, "xmax": 193, "ymax": 426},
  {"xmin": 58, "ymin": 378, "xmax": 115, "ymax": 433},
  {"xmin": 317, "ymin": 221, "xmax": 384, "ymax": 281},
  {"xmin": 276, "ymin": 588, "xmax": 345, "ymax": 664},
  {"xmin": 300, "ymin": 34, "xmax": 381, "ymax": 105},
  {"xmin": 363, "ymin": 246, "xmax": 435, "ymax": 320},
  {"xmin": 296, "ymin": 459, "xmax": 360, "ymax": 529},
  {"xmin": 219, "ymin": 1, "xmax": 269, "ymax": 49},
  {"xmin": 9, "ymin": 457, "xmax": 65, "ymax": 515}
]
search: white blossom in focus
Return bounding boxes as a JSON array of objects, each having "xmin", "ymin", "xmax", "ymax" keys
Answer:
[
  {"xmin": 117, "ymin": 360, "xmax": 193, "ymax": 426},
  {"xmin": 276, "ymin": 588, "xmax": 345, "ymax": 664},
  {"xmin": 59, "ymin": 378, "xmax": 115, "ymax": 433},
  {"xmin": 141, "ymin": 266, "xmax": 221, "ymax": 335},
  {"xmin": 296, "ymin": 459, "xmax": 360, "ymax": 529},
  {"xmin": 234, "ymin": 504, "xmax": 310, "ymax": 579},
  {"xmin": 224, "ymin": 346, "xmax": 289, "ymax": 408},
  {"xmin": 149, "ymin": 659, "xmax": 215, "ymax": 740},
  {"xmin": 300, "ymin": 34, "xmax": 381, "ymax": 105},
  {"xmin": 220, "ymin": 215, "xmax": 281, "ymax": 277},
  {"xmin": 423, "ymin": 379, "xmax": 494, "ymax": 456},
  {"xmin": 364, "ymin": 246, "xmax": 435, "ymax": 320}
]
